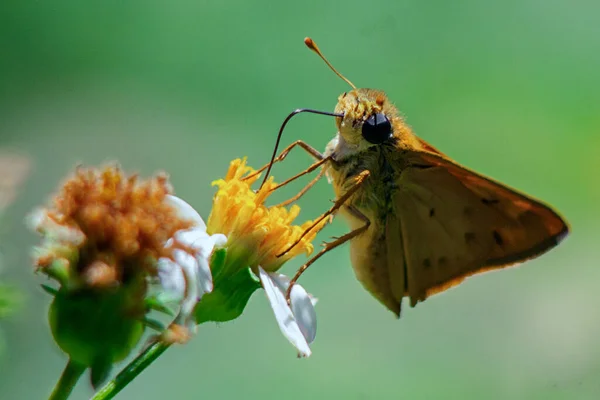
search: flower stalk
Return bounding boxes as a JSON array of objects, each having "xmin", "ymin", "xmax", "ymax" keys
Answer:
[
  {"xmin": 90, "ymin": 342, "xmax": 169, "ymax": 400},
  {"xmin": 48, "ymin": 359, "xmax": 86, "ymax": 400}
]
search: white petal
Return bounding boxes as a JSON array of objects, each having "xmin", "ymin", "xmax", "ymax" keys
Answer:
[
  {"xmin": 157, "ymin": 197, "xmax": 228, "ymax": 331},
  {"xmin": 165, "ymin": 195, "xmax": 206, "ymax": 230},
  {"xmin": 208, "ymin": 233, "xmax": 228, "ymax": 248},
  {"xmin": 289, "ymin": 284, "xmax": 317, "ymax": 344},
  {"xmin": 259, "ymin": 267, "xmax": 312, "ymax": 357},
  {"xmin": 268, "ymin": 272, "xmax": 317, "ymax": 344},
  {"xmin": 195, "ymin": 255, "xmax": 213, "ymax": 294},
  {"xmin": 172, "ymin": 248, "xmax": 201, "ymax": 329},
  {"xmin": 173, "ymin": 228, "xmax": 227, "ymax": 294},
  {"xmin": 157, "ymin": 258, "xmax": 186, "ymax": 299},
  {"xmin": 156, "ymin": 197, "xmax": 227, "ymax": 330},
  {"xmin": 174, "ymin": 228, "xmax": 210, "ymax": 247},
  {"xmin": 158, "ymin": 228, "xmax": 213, "ymax": 300}
]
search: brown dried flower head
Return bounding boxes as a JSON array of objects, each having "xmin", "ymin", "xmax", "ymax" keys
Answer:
[{"xmin": 30, "ymin": 164, "xmax": 195, "ymax": 289}]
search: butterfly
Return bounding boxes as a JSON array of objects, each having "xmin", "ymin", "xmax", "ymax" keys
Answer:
[{"xmin": 262, "ymin": 38, "xmax": 569, "ymax": 316}]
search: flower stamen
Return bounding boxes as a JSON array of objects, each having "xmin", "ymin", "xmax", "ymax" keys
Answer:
[{"xmin": 207, "ymin": 158, "xmax": 329, "ymax": 273}]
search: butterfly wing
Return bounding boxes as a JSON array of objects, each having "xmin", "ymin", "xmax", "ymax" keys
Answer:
[
  {"xmin": 414, "ymin": 137, "xmax": 447, "ymax": 157},
  {"xmin": 389, "ymin": 149, "xmax": 569, "ymax": 308}
]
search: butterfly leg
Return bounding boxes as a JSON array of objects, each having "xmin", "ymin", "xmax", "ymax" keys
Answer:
[
  {"xmin": 277, "ymin": 169, "xmax": 371, "ymax": 258},
  {"xmin": 285, "ymin": 204, "xmax": 370, "ymax": 303},
  {"xmin": 244, "ymin": 140, "xmax": 324, "ymax": 181},
  {"xmin": 246, "ymin": 140, "xmax": 330, "ymax": 206},
  {"xmin": 274, "ymin": 168, "xmax": 327, "ymax": 207},
  {"xmin": 269, "ymin": 155, "xmax": 330, "ymax": 193}
]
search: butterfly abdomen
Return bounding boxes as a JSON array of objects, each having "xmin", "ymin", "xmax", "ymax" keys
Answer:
[{"xmin": 327, "ymin": 143, "xmax": 407, "ymax": 315}]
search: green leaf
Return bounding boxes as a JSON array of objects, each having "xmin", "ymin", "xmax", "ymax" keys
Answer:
[
  {"xmin": 210, "ymin": 248, "xmax": 228, "ymax": 277},
  {"xmin": 144, "ymin": 295, "xmax": 175, "ymax": 316},
  {"xmin": 41, "ymin": 284, "xmax": 58, "ymax": 296},
  {"xmin": 90, "ymin": 359, "xmax": 112, "ymax": 389},
  {"xmin": 142, "ymin": 317, "xmax": 166, "ymax": 332},
  {"xmin": 194, "ymin": 249, "xmax": 261, "ymax": 324}
]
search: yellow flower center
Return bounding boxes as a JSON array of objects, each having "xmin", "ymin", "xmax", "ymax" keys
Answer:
[{"xmin": 207, "ymin": 158, "xmax": 328, "ymax": 272}]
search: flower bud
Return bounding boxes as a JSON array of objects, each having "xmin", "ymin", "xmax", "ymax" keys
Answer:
[{"xmin": 49, "ymin": 287, "xmax": 144, "ymax": 367}]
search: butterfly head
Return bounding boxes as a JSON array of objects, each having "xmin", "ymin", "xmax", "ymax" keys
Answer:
[
  {"xmin": 303, "ymin": 38, "xmax": 406, "ymax": 150},
  {"xmin": 334, "ymin": 88, "xmax": 400, "ymax": 148}
]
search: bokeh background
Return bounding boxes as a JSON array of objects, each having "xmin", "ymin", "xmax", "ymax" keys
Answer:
[{"xmin": 0, "ymin": 1, "xmax": 598, "ymax": 399}]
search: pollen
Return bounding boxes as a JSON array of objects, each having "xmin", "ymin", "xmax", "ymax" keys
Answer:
[
  {"xmin": 30, "ymin": 165, "xmax": 195, "ymax": 288},
  {"xmin": 206, "ymin": 158, "xmax": 328, "ymax": 272}
]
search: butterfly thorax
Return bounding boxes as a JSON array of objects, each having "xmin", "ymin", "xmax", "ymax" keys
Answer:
[{"xmin": 325, "ymin": 135, "xmax": 401, "ymax": 220}]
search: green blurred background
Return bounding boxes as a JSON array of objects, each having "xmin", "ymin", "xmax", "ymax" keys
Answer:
[{"xmin": 0, "ymin": 0, "xmax": 598, "ymax": 399}]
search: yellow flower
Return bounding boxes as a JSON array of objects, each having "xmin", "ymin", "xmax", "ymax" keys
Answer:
[
  {"xmin": 207, "ymin": 158, "xmax": 328, "ymax": 273},
  {"xmin": 206, "ymin": 158, "xmax": 326, "ymax": 357}
]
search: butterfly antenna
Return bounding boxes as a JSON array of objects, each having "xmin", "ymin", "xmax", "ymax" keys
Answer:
[{"xmin": 304, "ymin": 37, "xmax": 357, "ymax": 90}]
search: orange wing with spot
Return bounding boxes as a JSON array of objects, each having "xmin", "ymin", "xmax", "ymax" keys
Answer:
[{"xmin": 388, "ymin": 146, "xmax": 568, "ymax": 307}]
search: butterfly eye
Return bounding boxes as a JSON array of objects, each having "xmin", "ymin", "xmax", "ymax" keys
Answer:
[{"xmin": 362, "ymin": 113, "xmax": 392, "ymax": 144}]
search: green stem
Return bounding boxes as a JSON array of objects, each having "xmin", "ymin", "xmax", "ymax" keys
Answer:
[
  {"xmin": 49, "ymin": 359, "xmax": 86, "ymax": 400},
  {"xmin": 90, "ymin": 342, "xmax": 170, "ymax": 400}
]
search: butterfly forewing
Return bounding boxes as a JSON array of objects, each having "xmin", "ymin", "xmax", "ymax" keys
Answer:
[
  {"xmin": 418, "ymin": 152, "xmax": 569, "ymax": 263},
  {"xmin": 392, "ymin": 150, "xmax": 569, "ymax": 307}
]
